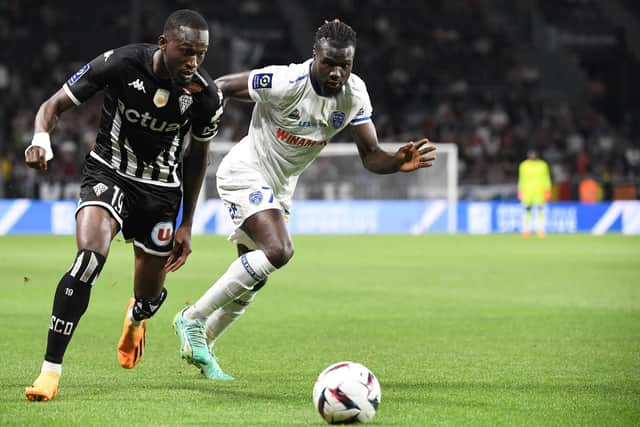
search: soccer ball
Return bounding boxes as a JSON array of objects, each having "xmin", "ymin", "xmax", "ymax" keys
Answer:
[{"xmin": 312, "ymin": 361, "xmax": 381, "ymax": 424}]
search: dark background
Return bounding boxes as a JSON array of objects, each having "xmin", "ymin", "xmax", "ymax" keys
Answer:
[{"xmin": 1, "ymin": 0, "xmax": 638, "ymax": 200}]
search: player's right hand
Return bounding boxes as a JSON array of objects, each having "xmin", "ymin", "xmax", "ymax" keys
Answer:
[
  {"xmin": 25, "ymin": 146, "xmax": 48, "ymax": 171},
  {"xmin": 164, "ymin": 225, "xmax": 193, "ymax": 272}
]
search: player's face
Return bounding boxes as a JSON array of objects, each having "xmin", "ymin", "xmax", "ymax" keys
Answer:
[
  {"xmin": 160, "ymin": 26, "xmax": 209, "ymax": 86},
  {"xmin": 311, "ymin": 39, "xmax": 355, "ymax": 97}
]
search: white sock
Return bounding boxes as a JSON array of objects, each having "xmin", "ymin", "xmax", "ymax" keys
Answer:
[
  {"xmin": 206, "ymin": 290, "xmax": 257, "ymax": 347},
  {"xmin": 128, "ymin": 308, "xmax": 144, "ymax": 326},
  {"xmin": 41, "ymin": 360, "xmax": 62, "ymax": 376},
  {"xmin": 185, "ymin": 250, "xmax": 275, "ymax": 321}
]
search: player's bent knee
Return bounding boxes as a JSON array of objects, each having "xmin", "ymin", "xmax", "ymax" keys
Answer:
[{"xmin": 263, "ymin": 242, "xmax": 294, "ymax": 269}]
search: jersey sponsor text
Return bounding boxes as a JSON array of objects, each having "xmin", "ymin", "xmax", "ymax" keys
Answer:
[
  {"xmin": 275, "ymin": 128, "xmax": 327, "ymax": 147},
  {"xmin": 117, "ymin": 100, "xmax": 182, "ymax": 133}
]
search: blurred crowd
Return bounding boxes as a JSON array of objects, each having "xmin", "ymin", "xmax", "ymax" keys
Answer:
[{"xmin": 1, "ymin": 0, "xmax": 638, "ymax": 200}]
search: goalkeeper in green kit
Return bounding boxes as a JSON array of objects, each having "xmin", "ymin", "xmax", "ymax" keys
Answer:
[{"xmin": 518, "ymin": 149, "xmax": 551, "ymax": 238}]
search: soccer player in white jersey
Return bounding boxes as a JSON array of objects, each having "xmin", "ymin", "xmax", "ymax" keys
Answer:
[{"xmin": 173, "ymin": 20, "xmax": 437, "ymax": 379}]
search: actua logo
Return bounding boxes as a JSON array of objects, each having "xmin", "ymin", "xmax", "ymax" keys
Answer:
[{"xmin": 117, "ymin": 99, "xmax": 183, "ymax": 132}]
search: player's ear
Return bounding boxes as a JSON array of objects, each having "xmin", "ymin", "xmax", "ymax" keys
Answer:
[{"xmin": 158, "ymin": 34, "xmax": 168, "ymax": 51}]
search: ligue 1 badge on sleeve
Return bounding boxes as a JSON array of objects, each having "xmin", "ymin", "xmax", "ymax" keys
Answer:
[
  {"xmin": 331, "ymin": 111, "xmax": 345, "ymax": 129},
  {"xmin": 153, "ymin": 88, "xmax": 170, "ymax": 108},
  {"xmin": 252, "ymin": 73, "xmax": 273, "ymax": 90},
  {"xmin": 67, "ymin": 64, "xmax": 90, "ymax": 86}
]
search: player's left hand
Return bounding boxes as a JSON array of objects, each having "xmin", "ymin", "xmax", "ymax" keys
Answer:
[
  {"xmin": 395, "ymin": 138, "xmax": 437, "ymax": 172},
  {"xmin": 165, "ymin": 225, "xmax": 193, "ymax": 272}
]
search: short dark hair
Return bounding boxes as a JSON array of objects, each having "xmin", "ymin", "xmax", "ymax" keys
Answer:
[
  {"xmin": 164, "ymin": 9, "xmax": 208, "ymax": 34},
  {"xmin": 314, "ymin": 19, "xmax": 357, "ymax": 49}
]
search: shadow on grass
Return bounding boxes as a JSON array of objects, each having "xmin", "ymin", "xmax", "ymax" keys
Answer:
[{"xmin": 54, "ymin": 375, "xmax": 297, "ymax": 404}]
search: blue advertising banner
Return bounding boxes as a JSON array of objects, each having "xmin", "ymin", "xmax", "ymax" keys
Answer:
[{"xmin": 0, "ymin": 199, "xmax": 639, "ymax": 235}]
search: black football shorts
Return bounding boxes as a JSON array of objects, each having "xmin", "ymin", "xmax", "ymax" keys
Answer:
[{"xmin": 77, "ymin": 156, "xmax": 182, "ymax": 255}]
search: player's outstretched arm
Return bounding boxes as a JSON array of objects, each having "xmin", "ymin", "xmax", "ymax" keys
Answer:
[
  {"xmin": 214, "ymin": 71, "xmax": 252, "ymax": 101},
  {"xmin": 352, "ymin": 121, "xmax": 436, "ymax": 174},
  {"xmin": 25, "ymin": 88, "xmax": 76, "ymax": 172},
  {"xmin": 392, "ymin": 138, "xmax": 437, "ymax": 172}
]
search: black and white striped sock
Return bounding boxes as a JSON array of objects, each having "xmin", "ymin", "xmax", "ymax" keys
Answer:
[{"xmin": 44, "ymin": 250, "xmax": 106, "ymax": 364}]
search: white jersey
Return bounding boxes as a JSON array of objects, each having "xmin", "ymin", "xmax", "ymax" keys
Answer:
[{"xmin": 218, "ymin": 59, "xmax": 373, "ymax": 203}]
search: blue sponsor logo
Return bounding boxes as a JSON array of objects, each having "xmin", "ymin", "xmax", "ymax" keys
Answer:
[
  {"xmin": 298, "ymin": 120, "xmax": 328, "ymax": 128},
  {"xmin": 67, "ymin": 64, "xmax": 90, "ymax": 86},
  {"xmin": 249, "ymin": 191, "xmax": 263, "ymax": 205},
  {"xmin": 227, "ymin": 202, "xmax": 238, "ymax": 219},
  {"xmin": 331, "ymin": 111, "xmax": 345, "ymax": 129},
  {"xmin": 252, "ymin": 73, "xmax": 273, "ymax": 89}
]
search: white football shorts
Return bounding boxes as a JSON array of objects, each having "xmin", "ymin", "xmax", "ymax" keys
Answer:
[{"xmin": 216, "ymin": 159, "xmax": 290, "ymax": 248}]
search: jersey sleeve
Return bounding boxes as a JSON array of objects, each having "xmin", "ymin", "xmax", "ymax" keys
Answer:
[
  {"xmin": 62, "ymin": 48, "xmax": 123, "ymax": 105},
  {"xmin": 190, "ymin": 82, "xmax": 224, "ymax": 143},
  {"xmin": 348, "ymin": 76, "xmax": 373, "ymax": 126},
  {"xmin": 247, "ymin": 65, "xmax": 292, "ymax": 106}
]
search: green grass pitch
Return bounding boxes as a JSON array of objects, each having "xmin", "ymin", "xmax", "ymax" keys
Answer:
[{"xmin": 0, "ymin": 234, "xmax": 638, "ymax": 426}]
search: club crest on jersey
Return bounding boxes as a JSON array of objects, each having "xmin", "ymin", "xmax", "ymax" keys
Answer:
[
  {"xmin": 331, "ymin": 111, "xmax": 345, "ymax": 129},
  {"xmin": 249, "ymin": 191, "xmax": 263, "ymax": 205},
  {"xmin": 252, "ymin": 73, "xmax": 273, "ymax": 89},
  {"xmin": 67, "ymin": 64, "xmax": 90, "ymax": 86},
  {"xmin": 151, "ymin": 221, "xmax": 173, "ymax": 247},
  {"xmin": 178, "ymin": 94, "xmax": 193, "ymax": 114},
  {"xmin": 153, "ymin": 89, "xmax": 170, "ymax": 108},
  {"xmin": 92, "ymin": 182, "xmax": 109, "ymax": 197}
]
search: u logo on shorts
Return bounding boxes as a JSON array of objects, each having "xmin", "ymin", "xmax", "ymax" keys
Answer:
[{"xmin": 151, "ymin": 222, "xmax": 173, "ymax": 247}]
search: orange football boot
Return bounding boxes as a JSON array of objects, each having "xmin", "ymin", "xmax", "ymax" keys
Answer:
[
  {"xmin": 117, "ymin": 298, "xmax": 146, "ymax": 369},
  {"xmin": 25, "ymin": 371, "xmax": 59, "ymax": 401}
]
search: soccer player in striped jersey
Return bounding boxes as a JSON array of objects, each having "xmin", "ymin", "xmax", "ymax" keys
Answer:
[
  {"xmin": 172, "ymin": 20, "xmax": 437, "ymax": 380},
  {"xmin": 24, "ymin": 9, "xmax": 223, "ymax": 401}
]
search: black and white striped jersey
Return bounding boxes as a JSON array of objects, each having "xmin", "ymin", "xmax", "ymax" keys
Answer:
[{"xmin": 63, "ymin": 43, "xmax": 223, "ymax": 187}]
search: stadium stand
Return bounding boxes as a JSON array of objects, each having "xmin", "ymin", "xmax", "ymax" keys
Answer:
[{"xmin": 0, "ymin": 0, "xmax": 638, "ymax": 200}]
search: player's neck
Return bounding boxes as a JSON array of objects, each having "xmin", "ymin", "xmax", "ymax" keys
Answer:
[
  {"xmin": 152, "ymin": 49, "xmax": 171, "ymax": 81},
  {"xmin": 309, "ymin": 72, "xmax": 324, "ymax": 96}
]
